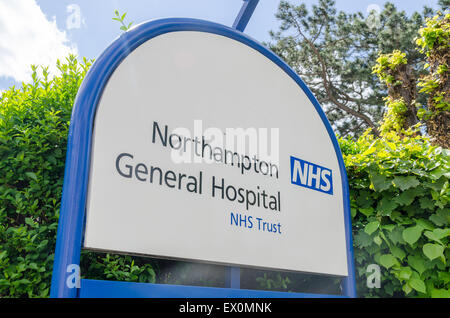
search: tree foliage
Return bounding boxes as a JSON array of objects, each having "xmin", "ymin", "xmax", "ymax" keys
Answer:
[
  {"xmin": 416, "ymin": 13, "xmax": 450, "ymax": 148},
  {"xmin": 268, "ymin": 0, "xmax": 439, "ymax": 137},
  {"xmin": 372, "ymin": 50, "xmax": 420, "ymax": 134},
  {"xmin": 372, "ymin": 12, "xmax": 449, "ymax": 148}
]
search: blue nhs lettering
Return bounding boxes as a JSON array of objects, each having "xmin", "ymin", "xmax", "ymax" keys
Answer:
[{"xmin": 290, "ymin": 156, "xmax": 333, "ymax": 195}]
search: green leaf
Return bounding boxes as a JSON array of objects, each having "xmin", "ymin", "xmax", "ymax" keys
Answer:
[
  {"xmin": 430, "ymin": 289, "xmax": 450, "ymax": 298},
  {"xmin": 15, "ymin": 279, "xmax": 32, "ymax": 286},
  {"xmin": 430, "ymin": 167, "xmax": 448, "ymax": 180},
  {"xmin": 422, "ymin": 243, "xmax": 445, "ymax": 261},
  {"xmin": 433, "ymin": 228, "xmax": 450, "ymax": 239},
  {"xmin": 24, "ymin": 217, "xmax": 36, "ymax": 228},
  {"xmin": 382, "ymin": 224, "xmax": 395, "ymax": 232},
  {"xmin": 394, "ymin": 188, "xmax": 421, "ymax": 206},
  {"xmin": 438, "ymin": 271, "xmax": 450, "ymax": 284},
  {"xmin": 424, "ymin": 231, "xmax": 442, "ymax": 244},
  {"xmin": 359, "ymin": 207, "xmax": 374, "ymax": 217},
  {"xmin": 403, "ymin": 283, "xmax": 413, "ymax": 295},
  {"xmin": 25, "ymin": 172, "xmax": 37, "ymax": 181},
  {"xmin": 402, "ymin": 225, "xmax": 423, "ymax": 246},
  {"xmin": 415, "ymin": 219, "xmax": 435, "ymax": 231},
  {"xmin": 356, "ymin": 190, "xmax": 374, "ymax": 207},
  {"xmin": 424, "ymin": 177, "xmax": 447, "ymax": 192},
  {"xmin": 429, "ymin": 213, "xmax": 446, "ymax": 226},
  {"xmin": 388, "ymin": 227, "xmax": 405, "ymax": 245},
  {"xmin": 354, "ymin": 231, "xmax": 373, "ymax": 248},
  {"xmin": 408, "ymin": 278, "xmax": 426, "ymax": 294},
  {"xmin": 379, "ymin": 254, "xmax": 398, "ymax": 269},
  {"xmin": 398, "ymin": 267, "xmax": 412, "ymax": 280},
  {"xmin": 424, "ymin": 229, "xmax": 449, "ymax": 244},
  {"xmin": 362, "ymin": 146, "xmax": 376, "ymax": 156},
  {"xmin": 373, "ymin": 235, "xmax": 382, "ymax": 246},
  {"xmin": 377, "ymin": 196, "xmax": 398, "ymax": 216},
  {"xmin": 365, "ymin": 221, "xmax": 380, "ymax": 235},
  {"xmin": 47, "ymin": 155, "xmax": 57, "ymax": 165},
  {"xmin": 390, "ymin": 245, "xmax": 406, "ymax": 260},
  {"xmin": 392, "ymin": 176, "xmax": 420, "ymax": 191},
  {"xmin": 419, "ymin": 197, "xmax": 436, "ymax": 210},
  {"xmin": 370, "ymin": 173, "xmax": 392, "ymax": 192}
]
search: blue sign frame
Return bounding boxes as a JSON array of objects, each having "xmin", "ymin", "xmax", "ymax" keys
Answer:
[{"xmin": 50, "ymin": 17, "xmax": 357, "ymax": 298}]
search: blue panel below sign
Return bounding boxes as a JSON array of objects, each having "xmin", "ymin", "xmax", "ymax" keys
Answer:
[{"xmin": 79, "ymin": 279, "xmax": 346, "ymax": 298}]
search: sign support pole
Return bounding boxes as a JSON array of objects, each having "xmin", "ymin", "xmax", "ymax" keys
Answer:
[
  {"xmin": 232, "ymin": 0, "xmax": 260, "ymax": 32},
  {"xmin": 225, "ymin": 267, "xmax": 240, "ymax": 289}
]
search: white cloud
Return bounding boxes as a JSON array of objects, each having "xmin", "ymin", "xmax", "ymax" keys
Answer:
[{"xmin": 0, "ymin": 0, "xmax": 77, "ymax": 83}]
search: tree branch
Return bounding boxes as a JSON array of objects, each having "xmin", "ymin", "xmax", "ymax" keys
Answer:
[{"xmin": 287, "ymin": 11, "xmax": 381, "ymax": 136}]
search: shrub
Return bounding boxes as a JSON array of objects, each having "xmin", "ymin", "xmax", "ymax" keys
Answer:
[
  {"xmin": 341, "ymin": 129, "xmax": 449, "ymax": 297},
  {"xmin": 0, "ymin": 56, "xmax": 156, "ymax": 297},
  {"xmin": 0, "ymin": 57, "xmax": 86, "ymax": 297}
]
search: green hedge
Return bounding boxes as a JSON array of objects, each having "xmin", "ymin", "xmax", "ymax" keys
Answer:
[
  {"xmin": 0, "ymin": 59, "xmax": 81, "ymax": 297},
  {"xmin": 341, "ymin": 130, "xmax": 449, "ymax": 297},
  {"xmin": 0, "ymin": 57, "xmax": 448, "ymax": 297},
  {"xmin": 0, "ymin": 57, "xmax": 156, "ymax": 297}
]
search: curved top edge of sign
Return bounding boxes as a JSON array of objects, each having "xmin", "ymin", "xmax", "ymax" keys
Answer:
[
  {"xmin": 78, "ymin": 17, "xmax": 348, "ymax": 183},
  {"xmin": 51, "ymin": 17, "xmax": 356, "ymax": 297}
]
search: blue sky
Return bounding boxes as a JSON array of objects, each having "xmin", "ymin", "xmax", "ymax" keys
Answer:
[{"xmin": 0, "ymin": 0, "xmax": 441, "ymax": 91}]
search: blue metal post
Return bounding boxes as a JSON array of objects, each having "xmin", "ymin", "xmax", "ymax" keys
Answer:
[
  {"xmin": 49, "ymin": 38, "xmax": 102, "ymax": 298},
  {"xmin": 341, "ymin": 168, "xmax": 357, "ymax": 297},
  {"xmin": 225, "ymin": 267, "xmax": 240, "ymax": 289},
  {"xmin": 232, "ymin": 0, "xmax": 260, "ymax": 32},
  {"xmin": 49, "ymin": 104, "xmax": 92, "ymax": 297}
]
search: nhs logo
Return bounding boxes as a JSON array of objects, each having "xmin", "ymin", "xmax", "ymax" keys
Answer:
[{"xmin": 290, "ymin": 156, "xmax": 333, "ymax": 195}]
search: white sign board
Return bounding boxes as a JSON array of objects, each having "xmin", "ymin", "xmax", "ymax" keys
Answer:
[{"xmin": 83, "ymin": 31, "xmax": 348, "ymax": 276}]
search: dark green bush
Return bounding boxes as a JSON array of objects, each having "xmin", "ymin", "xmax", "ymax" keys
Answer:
[
  {"xmin": 0, "ymin": 56, "xmax": 157, "ymax": 297},
  {"xmin": 341, "ymin": 129, "xmax": 449, "ymax": 297},
  {"xmin": 254, "ymin": 130, "xmax": 449, "ymax": 298},
  {"xmin": 0, "ymin": 57, "xmax": 84, "ymax": 297}
]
